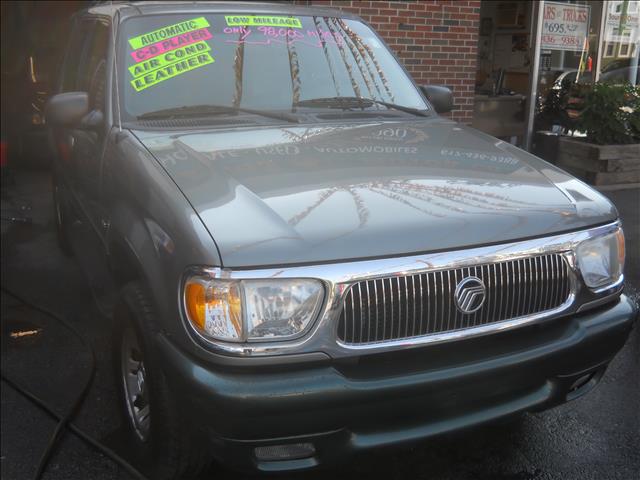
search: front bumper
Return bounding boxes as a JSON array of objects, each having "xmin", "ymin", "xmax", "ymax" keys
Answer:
[{"xmin": 157, "ymin": 294, "xmax": 636, "ymax": 473}]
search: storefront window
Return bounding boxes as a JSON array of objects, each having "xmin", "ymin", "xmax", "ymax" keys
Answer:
[
  {"xmin": 535, "ymin": 1, "xmax": 604, "ymax": 133},
  {"xmin": 474, "ymin": 1, "xmax": 638, "ymax": 152},
  {"xmin": 600, "ymin": 0, "xmax": 640, "ymax": 84},
  {"xmin": 538, "ymin": 2, "xmax": 603, "ymax": 96},
  {"xmin": 472, "ymin": 1, "xmax": 534, "ymax": 146}
]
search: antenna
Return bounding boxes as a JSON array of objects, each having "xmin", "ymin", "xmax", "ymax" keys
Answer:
[{"xmin": 110, "ymin": 1, "xmax": 123, "ymax": 132}]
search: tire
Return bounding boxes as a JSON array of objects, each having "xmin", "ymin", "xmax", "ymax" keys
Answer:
[
  {"xmin": 113, "ymin": 283, "xmax": 209, "ymax": 479},
  {"xmin": 52, "ymin": 179, "xmax": 73, "ymax": 257}
]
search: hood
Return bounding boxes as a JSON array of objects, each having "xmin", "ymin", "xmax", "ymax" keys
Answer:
[{"xmin": 134, "ymin": 118, "xmax": 617, "ymax": 268}]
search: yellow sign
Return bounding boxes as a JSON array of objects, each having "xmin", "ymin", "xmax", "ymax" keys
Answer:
[
  {"xmin": 129, "ymin": 17, "xmax": 210, "ymax": 49},
  {"xmin": 131, "ymin": 52, "xmax": 215, "ymax": 92}
]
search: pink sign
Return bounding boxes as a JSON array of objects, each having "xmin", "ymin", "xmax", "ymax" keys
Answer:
[
  {"xmin": 131, "ymin": 28, "xmax": 212, "ymax": 62},
  {"xmin": 222, "ymin": 26, "xmax": 343, "ymax": 48}
]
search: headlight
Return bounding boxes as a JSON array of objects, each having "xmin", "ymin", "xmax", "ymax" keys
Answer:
[
  {"xmin": 576, "ymin": 228, "xmax": 625, "ymax": 289},
  {"xmin": 183, "ymin": 275, "xmax": 324, "ymax": 343}
]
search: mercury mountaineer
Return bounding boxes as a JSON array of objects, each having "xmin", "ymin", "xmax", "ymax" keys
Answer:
[{"xmin": 46, "ymin": 2, "xmax": 637, "ymax": 478}]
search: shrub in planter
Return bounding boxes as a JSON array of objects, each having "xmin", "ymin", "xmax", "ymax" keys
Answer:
[
  {"xmin": 575, "ymin": 82, "xmax": 639, "ymax": 145},
  {"xmin": 556, "ymin": 82, "xmax": 640, "ymax": 185}
]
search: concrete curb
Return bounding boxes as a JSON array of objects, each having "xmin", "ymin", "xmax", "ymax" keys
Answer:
[{"xmin": 595, "ymin": 183, "xmax": 640, "ymax": 192}]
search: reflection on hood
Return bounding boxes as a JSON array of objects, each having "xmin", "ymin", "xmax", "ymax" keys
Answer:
[{"xmin": 136, "ymin": 118, "xmax": 616, "ymax": 267}]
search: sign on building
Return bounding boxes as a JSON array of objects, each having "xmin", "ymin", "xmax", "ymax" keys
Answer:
[
  {"xmin": 605, "ymin": 1, "xmax": 640, "ymax": 43},
  {"xmin": 541, "ymin": 2, "xmax": 590, "ymax": 51}
]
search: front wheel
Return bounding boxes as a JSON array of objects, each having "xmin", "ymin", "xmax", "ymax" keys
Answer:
[
  {"xmin": 119, "ymin": 324, "xmax": 151, "ymax": 443},
  {"xmin": 113, "ymin": 283, "xmax": 209, "ymax": 479}
]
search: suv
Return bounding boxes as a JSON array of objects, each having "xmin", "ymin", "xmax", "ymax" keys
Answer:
[{"xmin": 47, "ymin": 2, "xmax": 636, "ymax": 478}]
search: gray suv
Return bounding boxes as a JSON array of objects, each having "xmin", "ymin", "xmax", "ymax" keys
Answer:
[{"xmin": 46, "ymin": 2, "xmax": 636, "ymax": 478}]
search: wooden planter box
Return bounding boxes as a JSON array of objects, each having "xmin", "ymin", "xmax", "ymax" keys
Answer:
[{"xmin": 557, "ymin": 137, "xmax": 640, "ymax": 186}]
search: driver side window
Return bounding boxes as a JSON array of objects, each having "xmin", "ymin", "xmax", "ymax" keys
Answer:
[
  {"xmin": 78, "ymin": 21, "xmax": 109, "ymax": 113},
  {"xmin": 60, "ymin": 20, "xmax": 91, "ymax": 93}
]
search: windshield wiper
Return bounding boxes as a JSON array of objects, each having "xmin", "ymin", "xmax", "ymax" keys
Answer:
[
  {"xmin": 294, "ymin": 96, "xmax": 430, "ymax": 117},
  {"xmin": 137, "ymin": 104, "xmax": 299, "ymax": 123}
]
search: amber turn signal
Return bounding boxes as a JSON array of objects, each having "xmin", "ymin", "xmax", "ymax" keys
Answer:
[{"xmin": 183, "ymin": 279, "xmax": 243, "ymax": 341}]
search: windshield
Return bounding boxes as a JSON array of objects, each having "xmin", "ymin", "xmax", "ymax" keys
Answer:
[{"xmin": 119, "ymin": 13, "xmax": 429, "ymax": 120}]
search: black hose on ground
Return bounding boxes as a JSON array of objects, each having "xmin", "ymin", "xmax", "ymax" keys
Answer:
[{"xmin": 1, "ymin": 286, "xmax": 149, "ymax": 480}]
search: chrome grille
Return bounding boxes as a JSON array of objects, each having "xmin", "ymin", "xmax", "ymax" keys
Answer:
[{"xmin": 337, "ymin": 253, "xmax": 572, "ymax": 344}]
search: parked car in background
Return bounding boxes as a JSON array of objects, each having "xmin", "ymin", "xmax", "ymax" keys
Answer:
[
  {"xmin": 550, "ymin": 69, "xmax": 593, "ymax": 90},
  {"xmin": 47, "ymin": 3, "xmax": 637, "ymax": 478},
  {"xmin": 600, "ymin": 57, "xmax": 640, "ymax": 85}
]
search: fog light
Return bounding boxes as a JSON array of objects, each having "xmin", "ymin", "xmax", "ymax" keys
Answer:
[{"xmin": 254, "ymin": 442, "xmax": 315, "ymax": 461}]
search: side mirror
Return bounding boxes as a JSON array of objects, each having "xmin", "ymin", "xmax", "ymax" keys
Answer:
[
  {"xmin": 46, "ymin": 92, "xmax": 89, "ymax": 127},
  {"xmin": 420, "ymin": 85, "xmax": 453, "ymax": 114}
]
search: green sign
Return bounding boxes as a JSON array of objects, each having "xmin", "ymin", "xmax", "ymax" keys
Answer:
[
  {"xmin": 131, "ymin": 52, "xmax": 215, "ymax": 92},
  {"xmin": 128, "ymin": 41, "xmax": 211, "ymax": 78},
  {"xmin": 224, "ymin": 15, "xmax": 302, "ymax": 28},
  {"xmin": 129, "ymin": 17, "xmax": 210, "ymax": 49}
]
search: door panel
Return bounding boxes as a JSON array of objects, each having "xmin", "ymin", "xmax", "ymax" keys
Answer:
[{"xmin": 57, "ymin": 18, "xmax": 116, "ymax": 315}]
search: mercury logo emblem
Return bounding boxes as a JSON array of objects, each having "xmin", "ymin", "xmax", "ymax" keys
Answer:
[{"xmin": 454, "ymin": 276, "xmax": 486, "ymax": 314}]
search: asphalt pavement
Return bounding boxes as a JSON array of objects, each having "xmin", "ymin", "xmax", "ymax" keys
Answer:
[{"xmin": 1, "ymin": 172, "xmax": 638, "ymax": 480}]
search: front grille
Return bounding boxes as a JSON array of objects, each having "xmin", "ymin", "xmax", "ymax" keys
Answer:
[{"xmin": 337, "ymin": 253, "xmax": 572, "ymax": 345}]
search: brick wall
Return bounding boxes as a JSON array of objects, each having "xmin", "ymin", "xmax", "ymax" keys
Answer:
[{"xmin": 295, "ymin": 1, "xmax": 481, "ymax": 123}]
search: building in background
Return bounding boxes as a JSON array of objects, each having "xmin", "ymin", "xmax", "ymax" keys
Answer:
[
  {"xmin": 1, "ymin": 1, "xmax": 86, "ymax": 166},
  {"xmin": 302, "ymin": 1, "xmax": 638, "ymax": 151}
]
